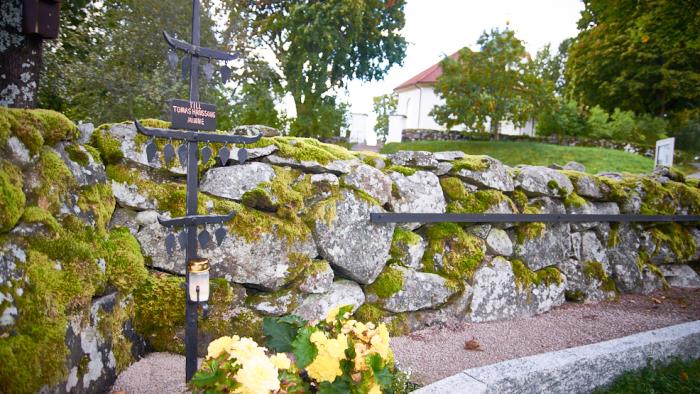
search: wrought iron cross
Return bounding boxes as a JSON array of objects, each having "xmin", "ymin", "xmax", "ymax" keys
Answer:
[{"xmin": 133, "ymin": 0, "xmax": 261, "ymax": 381}]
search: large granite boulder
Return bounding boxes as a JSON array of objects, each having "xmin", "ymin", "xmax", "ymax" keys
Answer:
[
  {"xmin": 469, "ymin": 257, "xmax": 566, "ymax": 322},
  {"xmin": 389, "ymin": 170, "xmax": 446, "ymax": 229},
  {"xmin": 263, "ymin": 155, "xmax": 357, "ymax": 175},
  {"xmin": 367, "ymin": 266, "xmax": 458, "ymax": 313},
  {"xmin": 311, "ymin": 190, "xmax": 395, "ymax": 284},
  {"xmin": 342, "ymin": 163, "xmax": 393, "ymax": 205},
  {"xmin": 293, "ymin": 280, "xmax": 365, "ymax": 322},
  {"xmin": 658, "ymin": 265, "xmax": 700, "ymax": 288},
  {"xmin": 200, "ymin": 162, "xmax": 276, "ymax": 201},
  {"xmin": 557, "ymin": 258, "xmax": 616, "ymax": 303},
  {"xmin": 452, "ymin": 156, "xmax": 514, "ymax": 192},
  {"xmin": 137, "ymin": 219, "xmax": 317, "ymax": 291},
  {"xmin": 111, "ymin": 180, "xmax": 157, "ymax": 211},
  {"xmin": 568, "ymin": 172, "xmax": 605, "ymax": 200},
  {"xmin": 606, "ymin": 224, "xmax": 645, "ymax": 293},
  {"xmin": 388, "ymin": 150, "xmax": 438, "ymax": 169},
  {"xmin": 434, "ymin": 151, "xmax": 466, "ymax": 162},
  {"xmin": 512, "ymin": 224, "xmax": 571, "ymax": 271},
  {"xmin": 516, "ymin": 165, "xmax": 573, "ymax": 197}
]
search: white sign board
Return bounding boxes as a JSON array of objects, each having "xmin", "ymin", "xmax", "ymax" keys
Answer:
[{"xmin": 654, "ymin": 137, "xmax": 675, "ymax": 168}]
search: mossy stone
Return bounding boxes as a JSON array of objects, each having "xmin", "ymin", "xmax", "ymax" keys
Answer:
[
  {"xmin": 0, "ymin": 107, "xmax": 78, "ymax": 155},
  {"xmin": 0, "ymin": 160, "xmax": 26, "ymax": 232},
  {"xmin": 365, "ymin": 265, "xmax": 404, "ymax": 299},
  {"xmin": 385, "ymin": 165, "xmax": 416, "ymax": 176},
  {"xmin": 421, "ymin": 223, "xmax": 484, "ymax": 281},
  {"xmin": 451, "ymin": 155, "xmax": 490, "ymax": 172}
]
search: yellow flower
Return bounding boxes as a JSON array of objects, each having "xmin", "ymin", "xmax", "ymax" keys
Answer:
[
  {"xmin": 368, "ymin": 382, "xmax": 382, "ymax": 394},
  {"xmin": 228, "ymin": 337, "xmax": 267, "ymax": 364},
  {"xmin": 353, "ymin": 342, "xmax": 370, "ymax": 371},
  {"xmin": 269, "ymin": 353, "xmax": 291, "ymax": 370},
  {"xmin": 206, "ymin": 335, "xmax": 238, "ymax": 359},
  {"xmin": 306, "ymin": 332, "xmax": 349, "ymax": 382},
  {"xmin": 325, "ymin": 306, "xmax": 341, "ymax": 323},
  {"xmin": 369, "ymin": 324, "xmax": 391, "ymax": 359},
  {"xmin": 233, "ymin": 354, "xmax": 281, "ymax": 394}
]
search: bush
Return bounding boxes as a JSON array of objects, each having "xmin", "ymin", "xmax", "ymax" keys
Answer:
[
  {"xmin": 536, "ymin": 100, "xmax": 587, "ymax": 137},
  {"xmin": 191, "ymin": 306, "xmax": 408, "ymax": 393}
]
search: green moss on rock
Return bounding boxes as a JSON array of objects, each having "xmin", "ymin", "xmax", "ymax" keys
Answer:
[
  {"xmin": 447, "ymin": 189, "xmax": 516, "ymax": 214},
  {"xmin": 30, "ymin": 147, "xmax": 76, "ymax": 214},
  {"xmin": 440, "ymin": 177, "xmax": 467, "ymax": 201},
  {"xmin": 451, "ymin": 155, "xmax": 490, "ymax": 172},
  {"xmin": 0, "ymin": 107, "xmax": 78, "ymax": 155},
  {"xmin": 389, "ymin": 228, "xmax": 421, "ymax": 262},
  {"xmin": 20, "ymin": 206, "xmax": 61, "ymax": 235},
  {"xmin": 421, "ymin": 223, "xmax": 484, "ymax": 281},
  {"xmin": 385, "ymin": 165, "xmax": 416, "ymax": 176},
  {"xmin": 366, "ymin": 265, "xmax": 404, "ymax": 298},
  {"xmin": 104, "ymin": 228, "xmax": 149, "ymax": 294},
  {"xmin": 65, "ymin": 143, "xmax": 90, "ymax": 166},
  {"xmin": 648, "ymin": 223, "xmax": 697, "ymax": 262},
  {"xmin": 563, "ymin": 192, "xmax": 587, "ymax": 209},
  {"xmin": 583, "ymin": 261, "xmax": 617, "ymax": 293},
  {"xmin": 77, "ymin": 183, "xmax": 116, "ymax": 234},
  {"xmin": 133, "ymin": 273, "xmax": 186, "ymax": 353},
  {"xmin": 90, "ymin": 126, "xmax": 124, "ymax": 164},
  {"xmin": 511, "ymin": 259, "xmax": 563, "ymax": 290},
  {"xmin": 0, "ymin": 160, "xmax": 26, "ymax": 232}
]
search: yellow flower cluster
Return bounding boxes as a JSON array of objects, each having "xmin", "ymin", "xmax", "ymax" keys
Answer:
[
  {"xmin": 341, "ymin": 320, "xmax": 391, "ymax": 371},
  {"xmin": 306, "ymin": 331, "xmax": 349, "ymax": 382},
  {"xmin": 206, "ymin": 335, "xmax": 292, "ymax": 394}
]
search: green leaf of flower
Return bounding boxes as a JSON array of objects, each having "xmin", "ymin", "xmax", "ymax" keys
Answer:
[
  {"xmin": 368, "ymin": 353, "xmax": 394, "ymax": 389},
  {"xmin": 263, "ymin": 316, "xmax": 299, "ymax": 353},
  {"xmin": 292, "ymin": 326, "xmax": 318, "ymax": 369}
]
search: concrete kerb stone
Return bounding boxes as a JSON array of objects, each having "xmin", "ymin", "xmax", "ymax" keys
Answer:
[{"xmin": 414, "ymin": 320, "xmax": 700, "ymax": 394}]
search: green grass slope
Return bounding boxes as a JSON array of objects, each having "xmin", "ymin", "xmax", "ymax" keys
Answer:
[{"xmin": 381, "ymin": 140, "xmax": 656, "ymax": 174}]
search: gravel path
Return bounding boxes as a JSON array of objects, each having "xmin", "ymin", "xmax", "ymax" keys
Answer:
[
  {"xmin": 111, "ymin": 289, "xmax": 700, "ymax": 392},
  {"xmin": 392, "ymin": 288, "xmax": 700, "ymax": 386}
]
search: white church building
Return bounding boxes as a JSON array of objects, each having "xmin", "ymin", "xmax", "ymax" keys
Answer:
[{"xmin": 386, "ymin": 52, "xmax": 535, "ymax": 143}]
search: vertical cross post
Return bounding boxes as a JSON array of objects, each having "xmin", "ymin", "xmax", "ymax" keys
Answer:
[{"xmin": 185, "ymin": 0, "xmax": 200, "ymax": 382}]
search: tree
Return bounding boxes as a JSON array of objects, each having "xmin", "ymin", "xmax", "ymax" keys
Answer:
[
  {"xmin": 372, "ymin": 93, "xmax": 397, "ymax": 142},
  {"xmin": 431, "ymin": 28, "xmax": 548, "ymax": 139},
  {"xmin": 566, "ymin": 0, "xmax": 700, "ymax": 116},
  {"xmin": 532, "ymin": 38, "xmax": 573, "ymax": 96},
  {"xmin": 39, "ymin": 0, "xmax": 229, "ymax": 125},
  {"xmin": 225, "ymin": 0, "xmax": 407, "ymax": 138}
]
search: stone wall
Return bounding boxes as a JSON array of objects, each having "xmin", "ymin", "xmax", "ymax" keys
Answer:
[
  {"xmin": 401, "ymin": 128, "xmax": 658, "ymax": 157},
  {"xmin": 2, "ymin": 109, "xmax": 700, "ymax": 392}
]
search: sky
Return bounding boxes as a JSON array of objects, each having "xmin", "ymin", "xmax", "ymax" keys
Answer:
[{"xmin": 306, "ymin": 0, "xmax": 585, "ymax": 133}]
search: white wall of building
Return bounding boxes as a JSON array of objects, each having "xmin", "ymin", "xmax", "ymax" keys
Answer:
[{"xmin": 394, "ymin": 85, "xmax": 535, "ymax": 137}]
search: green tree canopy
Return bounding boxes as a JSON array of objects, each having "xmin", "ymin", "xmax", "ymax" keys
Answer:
[
  {"xmin": 372, "ymin": 93, "xmax": 397, "ymax": 142},
  {"xmin": 225, "ymin": 0, "xmax": 407, "ymax": 137},
  {"xmin": 431, "ymin": 28, "xmax": 549, "ymax": 138},
  {"xmin": 40, "ymin": 0, "xmax": 233, "ymax": 125},
  {"xmin": 566, "ymin": 0, "xmax": 700, "ymax": 116}
]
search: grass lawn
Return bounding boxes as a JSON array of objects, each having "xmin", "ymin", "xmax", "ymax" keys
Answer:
[
  {"xmin": 381, "ymin": 140, "xmax": 657, "ymax": 175},
  {"xmin": 595, "ymin": 358, "xmax": 700, "ymax": 393}
]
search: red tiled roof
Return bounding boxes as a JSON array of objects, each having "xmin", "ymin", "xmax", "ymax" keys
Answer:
[{"xmin": 394, "ymin": 51, "xmax": 460, "ymax": 91}]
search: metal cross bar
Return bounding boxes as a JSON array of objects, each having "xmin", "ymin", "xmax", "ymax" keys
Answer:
[
  {"xmin": 135, "ymin": 119, "xmax": 263, "ymax": 144},
  {"xmin": 158, "ymin": 212, "xmax": 236, "ymax": 227},
  {"xmin": 163, "ymin": 31, "xmax": 238, "ymax": 61},
  {"xmin": 370, "ymin": 213, "xmax": 700, "ymax": 224}
]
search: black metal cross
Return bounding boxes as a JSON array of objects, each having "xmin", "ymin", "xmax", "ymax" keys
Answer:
[{"xmin": 133, "ymin": 0, "xmax": 261, "ymax": 381}]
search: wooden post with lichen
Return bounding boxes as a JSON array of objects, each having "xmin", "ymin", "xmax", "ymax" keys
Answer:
[{"xmin": 0, "ymin": 0, "xmax": 60, "ymax": 108}]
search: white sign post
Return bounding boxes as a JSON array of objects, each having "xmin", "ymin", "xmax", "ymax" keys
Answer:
[{"xmin": 654, "ymin": 137, "xmax": 675, "ymax": 168}]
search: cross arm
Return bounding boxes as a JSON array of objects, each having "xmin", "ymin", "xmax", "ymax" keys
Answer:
[
  {"xmin": 158, "ymin": 212, "xmax": 236, "ymax": 227},
  {"xmin": 163, "ymin": 31, "xmax": 238, "ymax": 61},
  {"xmin": 134, "ymin": 120, "xmax": 263, "ymax": 144}
]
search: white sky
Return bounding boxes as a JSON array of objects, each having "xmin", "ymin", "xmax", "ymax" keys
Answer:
[{"xmin": 281, "ymin": 0, "xmax": 584, "ymax": 132}]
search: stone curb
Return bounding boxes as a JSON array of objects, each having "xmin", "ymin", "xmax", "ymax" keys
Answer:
[{"xmin": 414, "ymin": 320, "xmax": 700, "ymax": 394}]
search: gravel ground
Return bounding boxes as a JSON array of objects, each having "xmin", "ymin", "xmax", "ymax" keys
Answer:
[
  {"xmin": 111, "ymin": 288, "xmax": 700, "ymax": 392},
  {"xmin": 111, "ymin": 353, "xmax": 197, "ymax": 394},
  {"xmin": 392, "ymin": 288, "xmax": 700, "ymax": 386}
]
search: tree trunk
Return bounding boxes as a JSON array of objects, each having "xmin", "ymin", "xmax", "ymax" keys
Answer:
[
  {"xmin": 0, "ymin": 0, "xmax": 43, "ymax": 108},
  {"xmin": 490, "ymin": 118, "xmax": 500, "ymax": 140}
]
